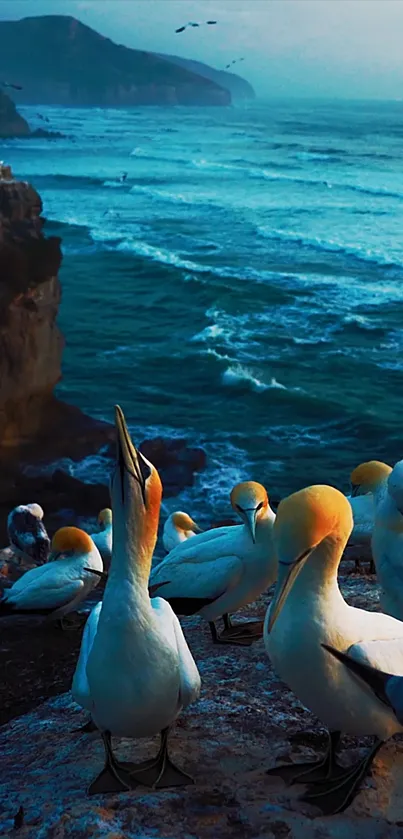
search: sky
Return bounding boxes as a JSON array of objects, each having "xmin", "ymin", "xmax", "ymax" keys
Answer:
[{"xmin": 0, "ymin": 0, "xmax": 403, "ymax": 99}]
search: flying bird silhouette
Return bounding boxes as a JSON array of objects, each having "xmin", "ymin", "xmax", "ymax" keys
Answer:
[
  {"xmin": 175, "ymin": 20, "xmax": 217, "ymax": 33},
  {"xmin": 225, "ymin": 58, "xmax": 245, "ymax": 70},
  {"xmin": 1, "ymin": 80, "xmax": 23, "ymax": 90}
]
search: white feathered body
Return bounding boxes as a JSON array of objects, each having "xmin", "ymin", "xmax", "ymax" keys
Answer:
[
  {"xmin": 91, "ymin": 527, "xmax": 112, "ymax": 571},
  {"xmin": 72, "ymin": 580, "xmax": 201, "ymax": 738},
  {"xmin": 265, "ymin": 547, "xmax": 403, "ymax": 741},
  {"xmin": 372, "ymin": 494, "xmax": 403, "ymax": 620},
  {"xmin": 150, "ymin": 512, "xmax": 276, "ymax": 621},
  {"xmin": 1, "ymin": 545, "xmax": 102, "ymax": 614}
]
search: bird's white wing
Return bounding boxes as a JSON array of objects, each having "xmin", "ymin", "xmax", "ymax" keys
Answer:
[
  {"xmin": 348, "ymin": 495, "xmax": 374, "ymax": 543},
  {"xmin": 348, "ymin": 636, "xmax": 403, "ymax": 677},
  {"xmin": 3, "ymin": 562, "xmax": 84, "ymax": 610},
  {"xmin": 150, "ymin": 545, "xmax": 243, "ymax": 600},
  {"xmin": 151, "ymin": 597, "xmax": 201, "ymax": 709},
  {"xmin": 163, "ymin": 523, "xmax": 241, "ymax": 558},
  {"xmin": 71, "ymin": 602, "xmax": 102, "ymax": 711}
]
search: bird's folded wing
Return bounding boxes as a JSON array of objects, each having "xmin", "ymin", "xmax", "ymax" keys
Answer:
[
  {"xmin": 348, "ymin": 636, "xmax": 403, "ymax": 677},
  {"xmin": 4, "ymin": 575, "xmax": 85, "ymax": 610},
  {"xmin": 150, "ymin": 553, "xmax": 243, "ymax": 599},
  {"xmin": 151, "ymin": 597, "xmax": 201, "ymax": 708},
  {"xmin": 72, "ymin": 602, "xmax": 102, "ymax": 709}
]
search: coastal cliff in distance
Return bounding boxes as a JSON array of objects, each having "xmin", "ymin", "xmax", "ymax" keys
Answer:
[
  {"xmin": 156, "ymin": 54, "xmax": 255, "ymax": 101},
  {"xmin": 0, "ymin": 15, "xmax": 231, "ymax": 107}
]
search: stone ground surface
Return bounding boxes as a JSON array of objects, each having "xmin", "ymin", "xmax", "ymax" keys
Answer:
[{"xmin": 2, "ymin": 566, "xmax": 403, "ymax": 838}]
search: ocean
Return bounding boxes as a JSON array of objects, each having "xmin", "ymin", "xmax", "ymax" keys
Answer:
[{"xmin": 3, "ymin": 99, "xmax": 403, "ymax": 523}]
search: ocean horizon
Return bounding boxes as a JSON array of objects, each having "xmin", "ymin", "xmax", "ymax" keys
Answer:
[{"xmin": 3, "ymin": 98, "xmax": 403, "ymax": 523}]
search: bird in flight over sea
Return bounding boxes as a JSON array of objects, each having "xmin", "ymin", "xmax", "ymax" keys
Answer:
[
  {"xmin": 1, "ymin": 80, "xmax": 23, "ymax": 90},
  {"xmin": 225, "ymin": 58, "xmax": 245, "ymax": 70},
  {"xmin": 175, "ymin": 20, "xmax": 217, "ymax": 33}
]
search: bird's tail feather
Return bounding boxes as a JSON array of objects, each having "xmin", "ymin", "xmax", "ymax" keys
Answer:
[{"xmin": 322, "ymin": 643, "xmax": 393, "ymax": 709}]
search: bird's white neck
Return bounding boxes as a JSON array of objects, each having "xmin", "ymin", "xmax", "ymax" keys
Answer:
[{"xmin": 287, "ymin": 534, "xmax": 346, "ymax": 608}]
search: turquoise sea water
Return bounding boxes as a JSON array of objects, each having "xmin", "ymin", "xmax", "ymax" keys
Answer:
[{"xmin": 3, "ymin": 100, "xmax": 403, "ymax": 520}]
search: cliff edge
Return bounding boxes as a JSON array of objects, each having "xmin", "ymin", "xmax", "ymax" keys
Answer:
[
  {"xmin": 0, "ymin": 15, "xmax": 231, "ymax": 107},
  {"xmin": 0, "ymin": 88, "xmax": 30, "ymax": 137}
]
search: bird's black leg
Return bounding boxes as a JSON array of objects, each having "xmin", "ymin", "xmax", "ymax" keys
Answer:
[
  {"xmin": 208, "ymin": 619, "xmax": 256, "ymax": 647},
  {"xmin": 128, "ymin": 727, "xmax": 194, "ymax": 788},
  {"xmin": 88, "ymin": 731, "xmax": 135, "ymax": 795},
  {"xmin": 267, "ymin": 730, "xmax": 345, "ymax": 785},
  {"xmin": 300, "ymin": 738, "xmax": 383, "ymax": 815}
]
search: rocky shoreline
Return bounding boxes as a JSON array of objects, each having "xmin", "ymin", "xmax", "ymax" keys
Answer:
[{"xmin": 0, "ymin": 164, "xmax": 208, "ymax": 547}]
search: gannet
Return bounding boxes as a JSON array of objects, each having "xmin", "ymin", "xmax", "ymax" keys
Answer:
[
  {"xmin": 264, "ymin": 484, "xmax": 403, "ymax": 815},
  {"xmin": 149, "ymin": 481, "xmax": 276, "ymax": 646},
  {"xmin": 72, "ymin": 406, "xmax": 201, "ymax": 795},
  {"xmin": 0, "ymin": 527, "xmax": 102, "ymax": 625},
  {"xmin": 7, "ymin": 504, "xmax": 50, "ymax": 565},
  {"xmin": 162, "ymin": 511, "xmax": 202, "ymax": 553},
  {"xmin": 90, "ymin": 509, "xmax": 112, "ymax": 571},
  {"xmin": 371, "ymin": 459, "xmax": 403, "ymax": 621},
  {"xmin": 346, "ymin": 460, "xmax": 392, "ymax": 572}
]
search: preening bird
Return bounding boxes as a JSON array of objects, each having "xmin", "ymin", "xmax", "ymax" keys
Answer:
[
  {"xmin": 0, "ymin": 527, "xmax": 103, "ymax": 626},
  {"xmin": 72, "ymin": 406, "xmax": 201, "ymax": 795},
  {"xmin": 7, "ymin": 504, "xmax": 50, "ymax": 565},
  {"xmin": 346, "ymin": 460, "xmax": 392, "ymax": 572},
  {"xmin": 150, "ymin": 481, "xmax": 277, "ymax": 646},
  {"xmin": 162, "ymin": 511, "xmax": 202, "ymax": 553},
  {"xmin": 90, "ymin": 508, "xmax": 112, "ymax": 571},
  {"xmin": 265, "ymin": 484, "xmax": 403, "ymax": 815}
]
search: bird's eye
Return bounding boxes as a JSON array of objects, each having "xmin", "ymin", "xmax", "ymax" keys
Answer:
[{"xmin": 256, "ymin": 501, "xmax": 264, "ymax": 511}]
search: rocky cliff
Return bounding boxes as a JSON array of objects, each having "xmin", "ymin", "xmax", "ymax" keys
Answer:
[
  {"xmin": 0, "ymin": 89, "xmax": 30, "ymax": 137},
  {"xmin": 156, "ymin": 54, "xmax": 256, "ymax": 101},
  {"xmin": 0, "ymin": 15, "xmax": 231, "ymax": 107}
]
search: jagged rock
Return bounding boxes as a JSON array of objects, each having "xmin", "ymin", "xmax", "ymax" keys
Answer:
[
  {"xmin": 139, "ymin": 437, "xmax": 207, "ymax": 496},
  {"xmin": 0, "ymin": 89, "xmax": 30, "ymax": 137}
]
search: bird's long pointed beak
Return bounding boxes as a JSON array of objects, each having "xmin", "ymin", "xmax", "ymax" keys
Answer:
[
  {"xmin": 192, "ymin": 522, "xmax": 203, "ymax": 534},
  {"xmin": 115, "ymin": 405, "xmax": 147, "ymax": 504},
  {"xmin": 244, "ymin": 509, "xmax": 257, "ymax": 543},
  {"xmin": 267, "ymin": 555, "xmax": 308, "ymax": 633}
]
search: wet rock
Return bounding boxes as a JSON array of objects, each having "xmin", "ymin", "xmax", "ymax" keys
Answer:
[
  {"xmin": 139, "ymin": 437, "xmax": 207, "ymax": 496},
  {"xmin": 1, "ymin": 572, "xmax": 403, "ymax": 836}
]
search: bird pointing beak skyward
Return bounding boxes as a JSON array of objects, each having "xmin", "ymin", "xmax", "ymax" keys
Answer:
[{"xmin": 114, "ymin": 404, "xmax": 150, "ymax": 507}]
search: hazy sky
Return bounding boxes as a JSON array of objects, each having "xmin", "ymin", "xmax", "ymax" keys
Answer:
[{"xmin": 1, "ymin": 0, "xmax": 403, "ymax": 99}]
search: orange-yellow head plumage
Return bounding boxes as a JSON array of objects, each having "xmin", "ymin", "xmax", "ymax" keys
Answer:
[
  {"xmin": 230, "ymin": 481, "xmax": 268, "ymax": 511},
  {"xmin": 98, "ymin": 508, "xmax": 112, "ymax": 528},
  {"xmin": 350, "ymin": 461, "xmax": 392, "ymax": 494},
  {"xmin": 51, "ymin": 526, "xmax": 93, "ymax": 556},
  {"xmin": 274, "ymin": 485, "xmax": 353, "ymax": 562},
  {"xmin": 172, "ymin": 511, "xmax": 200, "ymax": 532}
]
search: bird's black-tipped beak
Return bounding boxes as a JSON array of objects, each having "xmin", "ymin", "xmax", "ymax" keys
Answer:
[{"xmin": 115, "ymin": 405, "xmax": 150, "ymax": 505}]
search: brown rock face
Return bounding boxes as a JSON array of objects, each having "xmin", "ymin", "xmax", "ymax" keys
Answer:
[
  {"xmin": 0, "ymin": 166, "xmax": 63, "ymax": 446},
  {"xmin": 0, "ymin": 89, "xmax": 30, "ymax": 137}
]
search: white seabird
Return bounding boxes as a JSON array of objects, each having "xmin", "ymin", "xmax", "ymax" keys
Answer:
[
  {"xmin": 162, "ymin": 511, "xmax": 202, "ymax": 553},
  {"xmin": 372, "ymin": 459, "xmax": 403, "ymax": 621},
  {"xmin": 264, "ymin": 484, "xmax": 403, "ymax": 815},
  {"xmin": 90, "ymin": 508, "xmax": 112, "ymax": 571},
  {"xmin": 7, "ymin": 503, "xmax": 50, "ymax": 565},
  {"xmin": 72, "ymin": 405, "xmax": 201, "ymax": 795},
  {"xmin": 149, "ymin": 481, "xmax": 277, "ymax": 645},
  {"xmin": 345, "ymin": 460, "xmax": 392, "ymax": 572},
  {"xmin": 0, "ymin": 526, "xmax": 103, "ymax": 625}
]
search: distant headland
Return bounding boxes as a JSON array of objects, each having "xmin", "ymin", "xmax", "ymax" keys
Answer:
[{"xmin": 0, "ymin": 15, "xmax": 255, "ymax": 107}]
